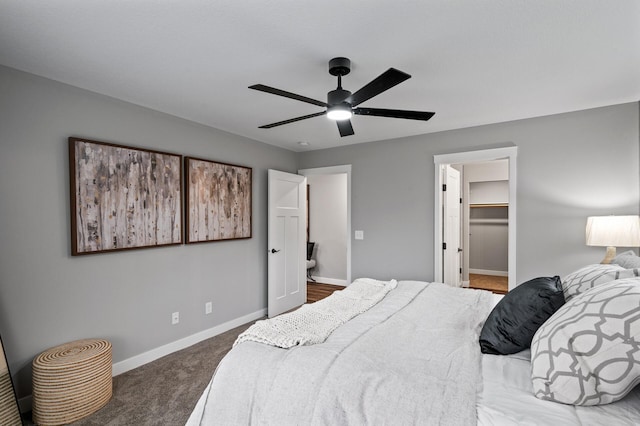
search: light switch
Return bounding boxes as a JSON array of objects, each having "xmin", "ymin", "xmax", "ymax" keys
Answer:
[{"xmin": 355, "ymin": 230, "xmax": 364, "ymax": 240}]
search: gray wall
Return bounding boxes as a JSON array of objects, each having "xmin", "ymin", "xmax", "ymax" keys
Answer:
[
  {"xmin": 469, "ymin": 181, "xmax": 509, "ymax": 205},
  {"xmin": 468, "ymin": 179, "xmax": 509, "ymax": 274},
  {"xmin": 307, "ymin": 173, "xmax": 347, "ymax": 282},
  {"xmin": 298, "ymin": 102, "xmax": 640, "ymax": 282},
  {"xmin": 0, "ymin": 66, "xmax": 297, "ymax": 397},
  {"xmin": 469, "ymin": 205, "xmax": 509, "ymax": 273},
  {"xmin": 1, "ymin": 63, "xmax": 639, "ymax": 401}
]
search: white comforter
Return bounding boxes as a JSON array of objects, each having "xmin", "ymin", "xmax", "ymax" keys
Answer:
[{"xmin": 187, "ymin": 281, "xmax": 493, "ymax": 425}]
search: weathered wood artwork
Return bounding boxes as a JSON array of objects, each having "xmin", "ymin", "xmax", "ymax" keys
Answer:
[
  {"xmin": 185, "ymin": 157, "xmax": 252, "ymax": 243},
  {"xmin": 69, "ymin": 137, "xmax": 182, "ymax": 255}
]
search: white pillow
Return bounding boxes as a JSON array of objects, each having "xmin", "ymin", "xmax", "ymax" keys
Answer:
[
  {"xmin": 531, "ymin": 277, "xmax": 640, "ymax": 405},
  {"xmin": 611, "ymin": 250, "xmax": 640, "ymax": 269},
  {"xmin": 561, "ymin": 263, "xmax": 628, "ymax": 301}
]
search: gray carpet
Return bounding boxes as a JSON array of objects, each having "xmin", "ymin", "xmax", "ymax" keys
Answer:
[{"xmin": 60, "ymin": 321, "xmax": 255, "ymax": 426}]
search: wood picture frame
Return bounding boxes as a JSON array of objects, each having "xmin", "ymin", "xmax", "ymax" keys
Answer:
[
  {"xmin": 69, "ymin": 137, "xmax": 183, "ymax": 255},
  {"xmin": 185, "ymin": 157, "xmax": 252, "ymax": 243}
]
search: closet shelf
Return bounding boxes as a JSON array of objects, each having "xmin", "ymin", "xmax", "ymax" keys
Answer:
[
  {"xmin": 470, "ymin": 218, "xmax": 509, "ymax": 225},
  {"xmin": 470, "ymin": 203, "xmax": 508, "ymax": 208}
]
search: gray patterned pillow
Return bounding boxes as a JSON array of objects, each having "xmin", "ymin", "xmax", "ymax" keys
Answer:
[
  {"xmin": 561, "ymin": 263, "xmax": 628, "ymax": 301},
  {"xmin": 531, "ymin": 277, "xmax": 640, "ymax": 405}
]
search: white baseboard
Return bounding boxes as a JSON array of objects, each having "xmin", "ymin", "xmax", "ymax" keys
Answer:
[
  {"xmin": 113, "ymin": 308, "xmax": 265, "ymax": 375},
  {"xmin": 310, "ymin": 276, "xmax": 347, "ymax": 286},
  {"xmin": 18, "ymin": 308, "xmax": 266, "ymax": 414},
  {"xmin": 469, "ymin": 269, "xmax": 508, "ymax": 277}
]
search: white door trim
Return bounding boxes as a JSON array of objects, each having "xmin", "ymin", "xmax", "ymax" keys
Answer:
[
  {"xmin": 298, "ymin": 165, "xmax": 352, "ymax": 285},
  {"xmin": 434, "ymin": 146, "xmax": 518, "ymax": 290}
]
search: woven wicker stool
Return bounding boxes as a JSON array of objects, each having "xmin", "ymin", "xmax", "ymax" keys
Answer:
[{"xmin": 32, "ymin": 339, "xmax": 112, "ymax": 426}]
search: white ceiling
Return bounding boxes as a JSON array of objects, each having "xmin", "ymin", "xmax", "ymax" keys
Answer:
[{"xmin": 1, "ymin": 1, "xmax": 639, "ymax": 152}]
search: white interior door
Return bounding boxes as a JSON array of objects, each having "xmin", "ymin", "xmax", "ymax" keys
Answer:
[
  {"xmin": 443, "ymin": 165, "xmax": 461, "ymax": 286},
  {"xmin": 268, "ymin": 169, "xmax": 307, "ymax": 317}
]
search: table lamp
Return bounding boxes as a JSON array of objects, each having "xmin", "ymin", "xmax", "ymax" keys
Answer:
[{"xmin": 586, "ymin": 215, "xmax": 640, "ymax": 264}]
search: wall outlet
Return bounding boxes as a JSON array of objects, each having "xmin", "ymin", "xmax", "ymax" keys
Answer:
[
  {"xmin": 205, "ymin": 302, "xmax": 212, "ymax": 315},
  {"xmin": 171, "ymin": 311, "xmax": 179, "ymax": 325},
  {"xmin": 355, "ymin": 230, "xmax": 364, "ymax": 240}
]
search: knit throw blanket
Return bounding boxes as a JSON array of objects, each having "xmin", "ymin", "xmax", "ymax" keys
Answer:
[{"xmin": 234, "ymin": 278, "xmax": 398, "ymax": 348}]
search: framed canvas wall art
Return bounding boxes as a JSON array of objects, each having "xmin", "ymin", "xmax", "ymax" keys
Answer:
[
  {"xmin": 185, "ymin": 157, "xmax": 252, "ymax": 243},
  {"xmin": 69, "ymin": 137, "xmax": 182, "ymax": 255}
]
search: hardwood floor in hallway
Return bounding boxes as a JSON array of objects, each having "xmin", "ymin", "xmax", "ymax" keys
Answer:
[
  {"xmin": 469, "ymin": 273, "xmax": 508, "ymax": 294},
  {"xmin": 307, "ymin": 282, "xmax": 344, "ymax": 303}
]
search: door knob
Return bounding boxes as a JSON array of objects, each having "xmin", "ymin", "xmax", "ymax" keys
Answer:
[{"xmin": 270, "ymin": 248, "xmax": 281, "ymax": 254}]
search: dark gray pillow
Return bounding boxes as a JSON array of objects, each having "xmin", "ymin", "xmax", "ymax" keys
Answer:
[{"xmin": 479, "ymin": 276, "xmax": 565, "ymax": 355}]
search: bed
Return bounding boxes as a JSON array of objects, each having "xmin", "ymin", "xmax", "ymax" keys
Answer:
[{"xmin": 187, "ymin": 262, "xmax": 640, "ymax": 425}]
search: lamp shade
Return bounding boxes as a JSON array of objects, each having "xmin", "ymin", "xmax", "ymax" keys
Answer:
[{"xmin": 586, "ymin": 215, "xmax": 640, "ymax": 247}]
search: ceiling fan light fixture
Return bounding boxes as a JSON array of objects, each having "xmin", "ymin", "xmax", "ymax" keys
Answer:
[
  {"xmin": 250, "ymin": 57, "xmax": 434, "ymax": 136},
  {"xmin": 327, "ymin": 103, "xmax": 352, "ymax": 121}
]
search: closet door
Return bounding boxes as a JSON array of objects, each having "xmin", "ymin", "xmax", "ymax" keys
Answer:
[{"xmin": 443, "ymin": 165, "xmax": 461, "ymax": 286}]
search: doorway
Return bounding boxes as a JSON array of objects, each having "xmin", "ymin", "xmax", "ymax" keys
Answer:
[
  {"xmin": 434, "ymin": 147, "xmax": 518, "ymax": 291},
  {"xmin": 461, "ymin": 160, "xmax": 510, "ymax": 293},
  {"xmin": 298, "ymin": 165, "xmax": 352, "ymax": 286}
]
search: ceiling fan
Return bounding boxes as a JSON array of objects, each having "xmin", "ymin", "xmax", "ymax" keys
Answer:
[{"xmin": 249, "ymin": 57, "xmax": 435, "ymax": 137}]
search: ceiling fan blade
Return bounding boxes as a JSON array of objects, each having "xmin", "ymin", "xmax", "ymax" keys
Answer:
[
  {"xmin": 349, "ymin": 68, "xmax": 411, "ymax": 107},
  {"xmin": 353, "ymin": 107, "xmax": 435, "ymax": 121},
  {"xmin": 336, "ymin": 119, "xmax": 354, "ymax": 137},
  {"xmin": 249, "ymin": 84, "xmax": 328, "ymax": 107},
  {"xmin": 258, "ymin": 111, "xmax": 327, "ymax": 129}
]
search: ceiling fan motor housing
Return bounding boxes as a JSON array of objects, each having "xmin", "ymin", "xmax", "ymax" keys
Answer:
[{"xmin": 328, "ymin": 88, "xmax": 352, "ymax": 106}]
